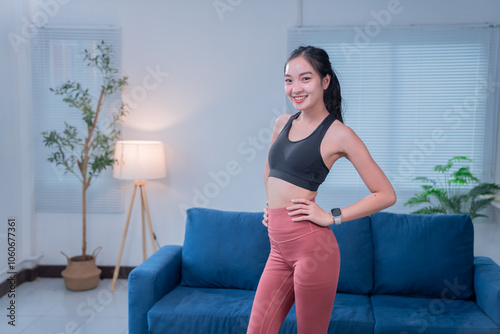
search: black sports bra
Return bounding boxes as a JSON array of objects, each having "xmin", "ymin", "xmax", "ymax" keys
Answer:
[{"xmin": 268, "ymin": 111, "xmax": 337, "ymax": 191}]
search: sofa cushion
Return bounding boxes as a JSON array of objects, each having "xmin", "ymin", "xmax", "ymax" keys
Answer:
[
  {"xmin": 371, "ymin": 212, "xmax": 474, "ymax": 299},
  {"xmin": 330, "ymin": 216, "xmax": 373, "ymax": 294},
  {"xmin": 280, "ymin": 293, "xmax": 374, "ymax": 334},
  {"xmin": 148, "ymin": 287, "xmax": 375, "ymax": 334},
  {"xmin": 328, "ymin": 293, "xmax": 375, "ymax": 334},
  {"xmin": 371, "ymin": 294, "xmax": 500, "ymax": 334},
  {"xmin": 148, "ymin": 286, "xmax": 254, "ymax": 334},
  {"xmin": 181, "ymin": 208, "xmax": 270, "ymax": 290},
  {"xmin": 279, "ymin": 293, "xmax": 375, "ymax": 334}
]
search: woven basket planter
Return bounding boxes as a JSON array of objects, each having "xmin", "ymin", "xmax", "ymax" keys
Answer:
[{"xmin": 61, "ymin": 247, "xmax": 102, "ymax": 291}]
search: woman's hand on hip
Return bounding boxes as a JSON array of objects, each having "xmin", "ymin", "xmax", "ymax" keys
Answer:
[
  {"xmin": 287, "ymin": 198, "xmax": 333, "ymax": 227},
  {"xmin": 262, "ymin": 201, "xmax": 269, "ymax": 227}
]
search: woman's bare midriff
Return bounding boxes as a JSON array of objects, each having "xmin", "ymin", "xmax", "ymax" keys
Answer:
[{"xmin": 267, "ymin": 176, "xmax": 317, "ymax": 209}]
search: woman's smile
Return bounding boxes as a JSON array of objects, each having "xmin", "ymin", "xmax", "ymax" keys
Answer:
[{"xmin": 292, "ymin": 95, "xmax": 308, "ymax": 103}]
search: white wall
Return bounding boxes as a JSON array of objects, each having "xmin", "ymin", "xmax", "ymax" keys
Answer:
[
  {"xmin": 1, "ymin": 0, "xmax": 499, "ymax": 269},
  {"xmin": 0, "ymin": 1, "xmax": 21, "ymax": 276},
  {"xmin": 0, "ymin": 1, "xmax": 39, "ymax": 282}
]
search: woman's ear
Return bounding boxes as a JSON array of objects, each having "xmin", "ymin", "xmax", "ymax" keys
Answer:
[{"xmin": 322, "ymin": 74, "xmax": 331, "ymax": 90}]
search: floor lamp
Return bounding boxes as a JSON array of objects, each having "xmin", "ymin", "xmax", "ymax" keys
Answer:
[{"xmin": 111, "ymin": 140, "xmax": 166, "ymax": 291}]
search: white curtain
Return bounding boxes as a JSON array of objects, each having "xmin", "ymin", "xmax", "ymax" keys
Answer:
[{"xmin": 31, "ymin": 27, "xmax": 124, "ymax": 213}]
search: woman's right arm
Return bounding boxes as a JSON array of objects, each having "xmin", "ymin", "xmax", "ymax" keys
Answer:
[
  {"xmin": 263, "ymin": 114, "xmax": 292, "ymax": 226},
  {"xmin": 264, "ymin": 113, "xmax": 291, "ymax": 196}
]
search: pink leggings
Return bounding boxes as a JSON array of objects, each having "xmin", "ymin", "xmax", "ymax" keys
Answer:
[{"xmin": 247, "ymin": 205, "xmax": 341, "ymax": 334}]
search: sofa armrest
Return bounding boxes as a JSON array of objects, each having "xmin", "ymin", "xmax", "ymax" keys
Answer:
[
  {"xmin": 128, "ymin": 245, "xmax": 182, "ymax": 334},
  {"xmin": 474, "ymin": 256, "xmax": 500, "ymax": 326}
]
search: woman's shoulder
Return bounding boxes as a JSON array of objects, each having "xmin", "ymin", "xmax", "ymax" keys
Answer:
[
  {"xmin": 273, "ymin": 112, "xmax": 296, "ymax": 130},
  {"xmin": 329, "ymin": 117, "xmax": 354, "ymax": 136},
  {"xmin": 325, "ymin": 118, "xmax": 360, "ymax": 145},
  {"xmin": 325, "ymin": 119, "xmax": 366, "ymax": 155}
]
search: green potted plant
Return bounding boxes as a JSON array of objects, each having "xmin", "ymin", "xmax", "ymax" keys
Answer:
[
  {"xmin": 42, "ymin": 41, "xmax": 128, "ymax": 291},
  {"xmin": 404, "ymin": 156, "xmax": 500, "ymax": 219}
]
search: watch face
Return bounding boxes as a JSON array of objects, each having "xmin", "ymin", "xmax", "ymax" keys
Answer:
[{"xmin": 331, "ymin": 208, "xmax": 341, "ymax": 217}]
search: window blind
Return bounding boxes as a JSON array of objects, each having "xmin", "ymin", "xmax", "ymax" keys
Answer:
[
  {"xmin": 31, "ymin": 27, "xmax": 124, "ymax": 213},
  {"xmin": 287, "ymin": 25, "xmax": 500, "ymax": 213}
]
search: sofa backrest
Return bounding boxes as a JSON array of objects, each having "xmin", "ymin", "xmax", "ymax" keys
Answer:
[
  {"xmin": 330, "ymin": 216, "xmax": 374, "ymax": 294},
  {"xmin": 370, "ymin": 212, "xmax": 474, "ymax": 300},
  {"xmin": 181, "ymin": 207, "xmax": 374, "ymax": 294},
  {"xmin": 181, "ymin": 208, "xmax": 270, "ymax": 290},
  {"xmin": 181, "ymin": 208, "xmax": 474, "ymax": 300}
]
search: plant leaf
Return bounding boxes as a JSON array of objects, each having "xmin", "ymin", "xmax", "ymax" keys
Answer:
[
  {"xmin": 409, "ymin": 206, "xmax": 447, "ymax": 215},
  {"xmin": 468, "ymin": 183, "xmax": 500, "ymax": 197}
]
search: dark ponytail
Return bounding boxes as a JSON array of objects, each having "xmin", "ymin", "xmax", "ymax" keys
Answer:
[{"xmin": 285, "ymin": 46, "xmax": 343, "ymax": 123}]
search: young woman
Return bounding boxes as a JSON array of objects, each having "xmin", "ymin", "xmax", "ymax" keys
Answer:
[{"xmin": 246, "ymin": 46, "xmax": 397, "ymax": 334}]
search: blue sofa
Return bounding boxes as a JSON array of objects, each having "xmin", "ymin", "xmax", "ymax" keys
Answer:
[{"xmin": 129, "ymin": 208, "xmax": 500, "ymax": 334}]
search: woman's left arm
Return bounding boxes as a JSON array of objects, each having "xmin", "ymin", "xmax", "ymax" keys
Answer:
[
  {"xmin": 288, "ymin": 124, "xmax": 397, "ymax": 226},
  {"xmin": 332, "ymin": 124, "xmax": 397, "ymax": 223}
]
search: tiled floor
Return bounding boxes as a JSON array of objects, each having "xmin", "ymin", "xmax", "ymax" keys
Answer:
[{"xmin": 0, "ymin": 278, "xmax": 128, "ymax": 334}]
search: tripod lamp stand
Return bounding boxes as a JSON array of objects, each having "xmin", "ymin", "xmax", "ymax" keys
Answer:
[{"xmin": 111, "ymin": 140, "xmax": 166, "ymax": 291}]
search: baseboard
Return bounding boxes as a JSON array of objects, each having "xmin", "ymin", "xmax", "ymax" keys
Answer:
[
  {"xmin": 0, "ymin": 265, "xmax": 135, "ymax": 298},
  {"xmin": 0, "ymin": 267, "xmax": 38, "ymax": 298}
]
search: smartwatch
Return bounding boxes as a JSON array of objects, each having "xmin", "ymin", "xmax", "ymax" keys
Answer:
[{"xmin": 331, "ymin": 208, "xmax": 342, "ymax": 225}]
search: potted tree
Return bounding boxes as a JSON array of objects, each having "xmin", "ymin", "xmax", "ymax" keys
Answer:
[
  {"xmin": 42, "ymin": 41, "xmax": 128, "ymax": 291},
  {"xmin": 404, "ymin": 156, "xmax": 500, "ymax": 219}
]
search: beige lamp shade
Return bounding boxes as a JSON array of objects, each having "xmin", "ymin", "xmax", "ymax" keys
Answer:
[{"xmin": 113, "ymin": 140, "xmax": 166, "ymax": 180}]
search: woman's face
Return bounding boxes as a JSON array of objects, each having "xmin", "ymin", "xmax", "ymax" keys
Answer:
[{"xmin": 284, "ymin": 56, "xmax": 330, "ymax": 112}]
